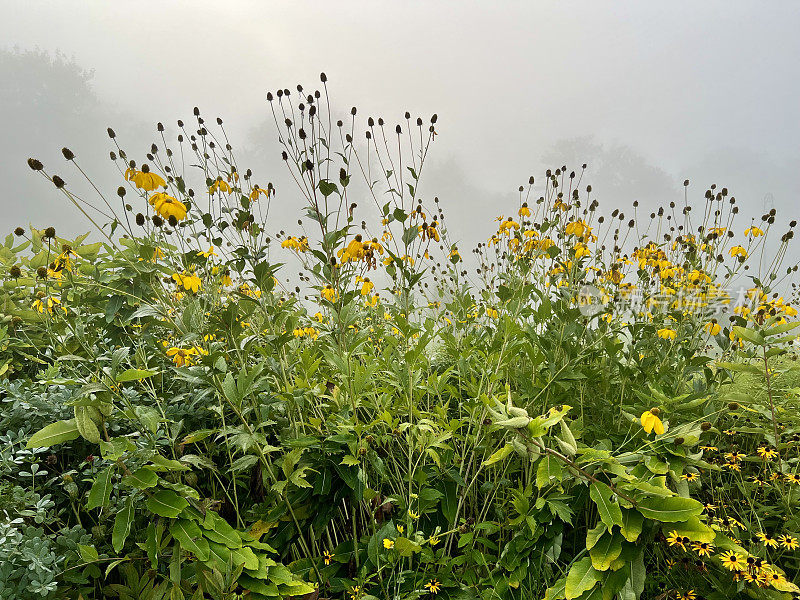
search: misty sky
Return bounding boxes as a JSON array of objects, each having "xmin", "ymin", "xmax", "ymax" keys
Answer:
[{"xmin": 2, "ymin": 1, "xmax": 799, "ymax": 267}]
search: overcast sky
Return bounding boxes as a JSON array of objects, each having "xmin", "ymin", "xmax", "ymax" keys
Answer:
[{"xmin": 2, "ymin": 1, "xmax": 799, "ymax": 268}]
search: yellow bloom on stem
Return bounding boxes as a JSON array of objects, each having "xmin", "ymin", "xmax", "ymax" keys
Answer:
[
  {"xmin": 640, "ymin": 409, "xmax": 664, "ymax": 435},
  {"xmin": 149, "ymin": 192, "xmax": 187, "ymax": 221},
  {"xmin": 779, "ymin": 535, "xmax": 798, "ymax": 550},
  {"xmin": 166, "ymin": 346, "xmax": 198, "ymax": 367},
  {"xmin": 209, "ymin": 178, "xmax": 232, "ymax": 194},
  {"xmin": 729, "ymin": 245, "xmax": 748, "ymax": 259},
  {"xmin": 705, "ymin": 321, "xmax": 721, "ymax": 336},
  {"xmin": 744, "ymin": 226, "xmax": 764, "ymax": 237},
  {"xmin": 249, "ymin": 186, "xmax": 270, "ymax": 201},
  {"xmin": 321, "ymin": 285, "xmax": 337, "ymax": 303},
  {"xmin": 657, "ymin": 328, "xmax": 677, "ymax": 341},
  {"xmin": 323, "ymin": 551, "xmax": 333, "ymax": 565},
  {"xmin": 383, "ymin": 538, "xmax": 394, "ymax": 549},
  {"xmin": 197, "ymin": 246, "xmax": 217, "ymax": 258},
  {"xmin": 172, "ymin": 271, "xmax": 202, "ymax": 293},
  {"xmin": 361, "ymin": 278, "xmax": 374, "ymax": 296},
  {"xmin": 518, "ymin": 204, "xmax": 531, "ymax": 217},
  {"xmin": 720, "ymin": 551, "xmax": 744, "ymax": 570},
  {"xmin": 32, "ymin": 296, "xmax": 66, "ymax": 315},
  {"xmin": 424, "ymin": 580, "xmax": 441, "ymax": 594},
  {"xmin": 131, "ymin": 169, "xmax": 166, "ymax": 191}
]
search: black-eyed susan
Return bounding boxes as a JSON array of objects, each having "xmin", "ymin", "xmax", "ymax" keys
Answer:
[
  {"xmin": 424, "ymin": 580, "xmax": 441, "ymax": 594},
  {"xmin": 778, "ymin": 534, "xmax": 798, "ymax": 550},
  {"xmin": 323, "ymin": 551, "xmax": 333, "ymax": 565},
  {"xmin": 681, "ymin": 472, "xmax": 700, "ymax": 482},
  {"xmin": 720, "ymin": 551, "xmax": 744, "ymax": 571},
  {"xmin": 757, "ymin": 446, "xmax": 778, "ymax": 461},
  {"xmin": 321, "ymin": 285, "xmax": 337, "ymax": 303},
  {"xmin": 692, "ymin": 541, "xmax": 714, "ymax": 557},
  {"xmin": 786, "ymin": 473, "xmax": 800, "ymax": 485},
  {"xmin": 166, "ymin": 346, "xmax": 198, "ymax": 367},
  {"xmin": 757, "ymin": 532, "xmax": 779, "ymax": 549},
  {"xmin": 666, "ymin": 530, "xmax": 686, "ymax": 550},
  {"xmin": 676, "ymin": 591, "xmax": 696, "ymax": 600}
]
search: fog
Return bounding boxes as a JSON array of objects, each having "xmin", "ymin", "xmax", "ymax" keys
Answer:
[{"xmin": 2, "ymin": 1, "xmax": 798, "ymax": 268}]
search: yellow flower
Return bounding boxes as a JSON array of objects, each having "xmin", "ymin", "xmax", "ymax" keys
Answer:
[
  {"xmin": 383, "ymin": 538, "xmax": 394, "ymax": 549},
  {"xmin": 720, "ymin": 551, "xmax": 744, "ymax": 570},
  {"xmin": 314, "ymin": 312, "xmax": 325, "ymax": 323},
  {"xmin": 705, "ymin": 321, "xmax": 721, "ymax": 336},
  {"xmin": 321, "ymin": 285, "xmax": 337, "ymax": 303},
  {"xmin": 786, "ymin": 473, "xmax": 800, "ymax": 485},
  {"xmin": 249, "ymin": 186, "xmax": 270, "ymax": 201},
  {"xmin": 776, "ymin": 535, "xmax": 798, "ymax": 551},
  {"xmin": 518, "ymin": 204, "xmax": 531, "ymax": 217},
  {"xmin": 744, "ymin": 226, "xmax": 764, "ymax": 237},
  {"xmin": 172, "ymin": 272, "xmax": 202, "ymax": 293},
  {"xmin": 692, "ymin": 541, "xmax": 713, "ymax": 557},
  {"xmin": 364, "ymin": 294, "xmax": 379, "ymax": 308},
  {"xmin": 757, "ymin": 532, "xmax": 779, "ymax": 548},
  {"xmin": 424, "ymin": 579, "xmax": 441, "ymax": 594},
  {"xmin": 486, "ymin": 307, "xmax": 498, "ymax": 319},
  {"xmin": 757, "ymin": 447, "xmax": 778, "ymax": 461},
  {"xmin": 729, "ymin": 245, "xmax": 747, "ymax": 258},
  {"xmin": 657, "ymin": 328, "xmax": 677, "ymax": 341},
  {"xmin": 666, "ymin": 530, "xmax": 686, "ymax": 550},
  {"xmin": 221, "ymin": 273, "xmax": 232, "ymax": 286},
  {"xmin": 149, "ymin": 192, "xmax": 187, "ymax": 221},
  {"xmin": 428, "ymin": 535, "xmax": 440, "ymax": 546},
  {"xmin": 640, "ymin": 409, "xmax": 664, "ymax": 435},
  {"xmin": 323, "ymin": 551, "xmax": 333, "ymax": 565},
  {"xmin": 32, "ymin": 296, "xmax": 66, "ymax": 315},
  {"xmin": 131, "ymin": 169, "xmax": 166, "ymax": 191},
  {"xmin": 397, "ymin": 524, "xmax": 404, "ymax": 534},
  {"xmin": 197, "ymin": 246, "xmax": 217, "ymax": 258},
  {"xmin": 676, "ymin": 591, "xmax": 696, "ymax": 600},
  {"xmin": 209, "ymin": 178, "xmax": 232, "ymax": 194},
  {"xmin": 361, "ymin": 278, "xmax": 374, "ymax": 296},
  {"xmin": 408, "ymin": 510, "xmax": 420, "ymax": 520},
  {"xmin": 166, "ymin": 346, "xmax": 198, "ymax": 367}
]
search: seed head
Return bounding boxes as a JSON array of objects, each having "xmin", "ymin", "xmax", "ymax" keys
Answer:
[
  {"xmin": 14, "ymin": 227, "xmax": 25, "ymax": 236},
  {"xmin": 61, "ymin": 147, "xmax": 75, "ymax": 160},
  {"xmin": 44, "ymin": 227, "xmax": 56, "ymax": 239},
  {"xmin": 27, "ymin": 158, "xmax": 43, "ymax": 171}
]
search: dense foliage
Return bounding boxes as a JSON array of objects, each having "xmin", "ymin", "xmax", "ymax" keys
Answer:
[{"xmin": 3, "ymin": 78, "xmax": 800, "ymax": 600}]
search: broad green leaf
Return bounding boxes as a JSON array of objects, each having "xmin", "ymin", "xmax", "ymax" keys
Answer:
[
  {"xmin": 78, "ymin": 544, "xmax": 99, "ymax": 563},
  {"xmin": 590, "ymin": 482, "xmax": 623, "ymax": 529},
  {"xmin": 87, "ymin": 466, "xmax": 114, "ymax": 510},
  {"xmin": 589, "ymin": 531, "xmax": 623, "ymax": 571},
  {"xmin": 565, "ymin": 557, "xmax": 600, "ymax": 599},
  {"xmin": 484, "ymin": 443, "xmax": 514, "ymax": 466},
  {"xmin": 27, "ymin": 419, "xmax": 80, "ymax": 448},
  {"xmin": 394, "ymin": 537, "xmax": 422, "ymax": 557},
  {"xmin": 666, "ymin": 516, "xmax": 715, "ymax": 543},
  {"xmin": 636, "ymin": 495, "xmax": 703, "ymax": 522},
  {"xmin": 124, "ymin": 468, "xmax": 159, "ymax": 489},
  {"xmin": 146, "ymin": 490, "xmax": 189, "ymax": 518},
  {"xmin": 586, "ymin": 522, "xmax": 607, "ymax": 550},
  {"xmin": 74, "ymin": 405, "xmax": 101, "ymax": 444},
  {"xmin": 202, "ymin": 511, "xmax": 242, "ymax": 549},
  {"xmin": 619, "ymin": 508, "xmax": 643, "ymax": 542},
  {"xmin": 112, "ymin": 496, "xmax": 135, "ymax": 553},
  {"xmin": 732, "ymin": 325, "xmax": 764, "ymax": 346},
  {"xmin": 116, "ymin": 368, "xmax": 158, "ymax": 383},
  {"xmin": 536, "ymin": 455, "xmax": 563, "ymax": 488},
  {"xmin": 170, "ymin": 519, "xmax": 210, "ymax": 562}
]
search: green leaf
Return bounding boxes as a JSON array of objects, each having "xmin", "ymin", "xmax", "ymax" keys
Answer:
[
  {"xmin": 565, "ymin": 557, "xmax": 600, "ymax": 599},
  {"xmin": 590, "ymin": 482, "xmax": 623, "ymax": 529},
  {"xmin": 484, "ymin": 443, "xmax": 514, "ymax": 466},
  {"xmin": 318, "ymin": 180, "xmax": 339, "ymax": 197},
  {"xmin": 124, "ymin": 468, "xmax": 159, "ymax": 489},
  {"xmin": 201, "ymin": 511, "xmax": 242, "ymax": 549},
  {"xmin": 589, "ymin": 531, "xmax": 623, "ymax": 571},
  {"xmin": 146, "ymin": 490, "xmax": 189, "ymax": 518},
  {"xmin": 732, "ymin": 325, "xmax": 764, "ymax": 346},
  {"xmin": 78, "ymin": 544, "xmax": 99, "ymax": 563},
  {"xmin": 112, "ymin": 496, "xmax": 135, "ymax": 553},
  {"xmin": 536, "ymin": 455, "xmax": 563, "ymax": 488},
  {"xmin": 636, "ymin": 495, "xmax": 703, "ymax": 522},
  {"xmin": 27, "ymin": 419, "xmax": 80, "ymax": 448},
  {"xmin": 585, "ymin": 522, "xmax": 607, "ymax": 550},
  {"xmin": 619, "ymin": 508, "xmax": 644, "ymax": 542},
  {"xmin": 170, "ymin": 519, "xmax": 210, "ymax": 562},
  {"xmin": 74, "ymin": 405, "xmax": 102, "ymax": 444},
  {"xmin": 666, "ymin": 516, "xmax": 715, "ymax": 543},
  {"xmin": 393, "ymin": 537, "xmax": 422, "ymax": 557},
  {"xmin": 116, "ymin": 368, "xmax": 158, "ymax": 383},
  {"xmin": 87, "ymin": 466, "xmax": 114, "ymax": 510}
]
